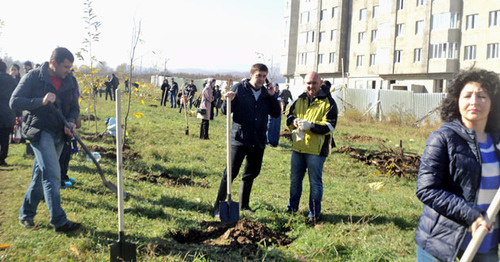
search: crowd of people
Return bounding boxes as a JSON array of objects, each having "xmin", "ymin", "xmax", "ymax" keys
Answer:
[{"xmin": 2, "ymin": 47, "xmax": 500, "ymax": 261}]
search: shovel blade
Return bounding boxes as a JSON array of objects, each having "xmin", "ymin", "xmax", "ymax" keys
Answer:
[
  {"xmin": 220, "ymin": 201, "xmax": 239, "ymax": 223},
  {"xmin": 110, "ymin": 241, "xmax": 137, "ymax": 262}
]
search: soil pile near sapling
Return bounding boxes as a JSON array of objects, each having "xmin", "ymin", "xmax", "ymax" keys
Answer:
[
  {"xmin": 170, "ymin": 218, "xmax": 293, "ymax": 248},
  {"xmin": 80, "ymin": 114, "xmax": 100, "ymax": 121},
  {"xmin": 135, "ymin": 172, "xmax": 196, "ymax": 186},
  {"xmin": 84, "ymin": 144, "xmax": 141, "ymax": 161},
  {"xmin": 336, "ymin": 144, "xmax": 420, "ymax": 178},
  {"xmin": 280, "ymin": 129, "xmax": 293, "ymax": 141},
  {"xmin": 340, "ymin": 135, "xmax": 385, "ymax": 143}
]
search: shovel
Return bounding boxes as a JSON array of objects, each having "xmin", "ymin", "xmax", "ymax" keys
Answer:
[
  {"xmin": 109, "ymin": 90, "xmax": 137, "ymax": 262},
  {"xmin": 219, "ymin": 97, "xmax": 239, "ymax": 223},
  {"xmin": 49, "ymin": 103, "xmax": 120, "ymax": 196}
]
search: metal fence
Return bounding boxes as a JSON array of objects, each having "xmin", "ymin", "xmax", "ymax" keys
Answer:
[{"xmin": 330, "ymin": 88, "xmax": 446, "ymax": 125}]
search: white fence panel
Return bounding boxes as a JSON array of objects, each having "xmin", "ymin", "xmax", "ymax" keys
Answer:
[
  {"xmin": 413, "ymin": 93, "xmax": 446, "ymax": 124},
  {"xmin": 379, "ymin": 90, "xmax": 414, "ymax": 119}
]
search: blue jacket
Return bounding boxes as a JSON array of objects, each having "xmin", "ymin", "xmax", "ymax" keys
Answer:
[
  {"xmin": 221, "ymin": 79, "xmax": 281, "ymax": 149},
  {"xmin": 0, "ymin": 72, "xmax": 17, "ymax": 129},
  {"xmin": 415, "ymin": 120, "xmax": 500, "ymax": 262},
  {"xmin": 9, "ymin": 62, "xmax": 80, "ymax": 141}
]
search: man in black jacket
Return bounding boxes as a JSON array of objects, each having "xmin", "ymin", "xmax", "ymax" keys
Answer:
[
  {"xmin": 0, "ymin": 59, "xmax": 17, "ymax": 166},
  {"xmin": 213, "ymin": 63, "xmax": 281, "ymax": 217},
  {"xmin": 170, "ymin": 77, "xmax": 178, "ymax": 108},
  {"xmin": 10, "ymin": 47, "xmax": 81, "ymax": 233}
]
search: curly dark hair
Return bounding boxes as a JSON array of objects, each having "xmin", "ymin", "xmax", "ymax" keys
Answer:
[{"xmin": 441, "ymin": 68, "xmax": 500, "ymax": 132}]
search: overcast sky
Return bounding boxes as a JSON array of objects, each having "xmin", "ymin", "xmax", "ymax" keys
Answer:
[{"xmin": 0, "ymin": 0, "xmax": 285, "ymax": 72}]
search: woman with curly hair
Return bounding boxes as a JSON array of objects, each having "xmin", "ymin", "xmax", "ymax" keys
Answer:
[{"xmin": 415, "ymin": 68, "xmax": 500, "ymax": 261}]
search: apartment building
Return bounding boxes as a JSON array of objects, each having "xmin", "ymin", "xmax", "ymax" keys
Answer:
[{"xmin": 281, "ymin": 0, "xmax": 500, "ymax": 93}]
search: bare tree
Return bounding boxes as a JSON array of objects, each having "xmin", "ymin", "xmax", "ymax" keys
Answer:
[
  {"xmin": 76, "ymin": 0, "xmax": 101, "ymax": 134},
  {"xmin": 123, "ymin": 19, "xmax": 142, "ymax": 147}
]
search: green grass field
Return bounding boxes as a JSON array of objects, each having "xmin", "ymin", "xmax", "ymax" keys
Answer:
[{"xmin": 0, "ymin": 86, "xmax": 438, "ymax": 261}]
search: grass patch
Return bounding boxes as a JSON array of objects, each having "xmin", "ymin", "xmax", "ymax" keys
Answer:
[{"xmin": 0, "ymin": 86, "xmax": 432, "ymax": 261}]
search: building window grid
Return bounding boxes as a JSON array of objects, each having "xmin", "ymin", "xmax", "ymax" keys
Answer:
[
  {"xmin": 394, "ymin": 50, "xmax": 402, "ymax": 63},
  {"xmin": 416, "ymin": 20, "xmax": 424, "ymax": 34},
  {"xmin": 397, "ymin": 0, "xmax": 405, "ymax": 10},
  {"xmin": 417, "ymin": 0, "xmax": 424, "ymax": 6},
  {"xmin": 360, "ymin": 8, "xmax": 367, "ymax": 20},
  {"xmin": 430, "ymin": 42, "xmax": 458, "ymax": 59},
  {"xmin": 331, "ymin": 29, "xmax": 337, "ymax": 41},
  {"xmin": 358, "ymin": 32, "xmax": 365, "ymax": 44},
  {"xmin": 490, "ymin": 10, "xmax": 500, "ymax": 27},
  {"xmin": 319, "ymin": 31, "xmax": 325, "ymax": 42},
  {"xmin": 370, "ymin": 54, "xmax": 376, "ymax": 66},
  {"xmin": 318, "ymin": 54, "xmax": 324, "ymax": 64},
  {"xmin": 373, "ymin": 6, "xmax": 379, "ymax": 18},
  {"xmin": 320, "ymin": 9, "xmax": 326, "ymax": 21},
  {"xmin": 466, "ymin": 14, "xmax": 478, "ymax": 30},
  {"xmin": 329, "ymin": 52, "xmax": 335, "ymax": 63},
  {"xmin": 332, "ymin": 6, "xmax": 338, "ymax": 18},
  {"xmin": 431, "ymin": 13, "xmax": 459, "ymax": 30},
  {"xmin": 487, "ymin": 43, "xmax": 499, "ymax": 59},
  {"xmin": 414, "ymin": 48, "xmax": 422, "ymax": 62},
  {"xmin": 464, "ymin": 45, "xmax": 476, "ymax": 60},
  {"xmin": 396, "ymin": 23, "xmax": 405, "ymax": 37},
  {"xmin": 371, "ymin": 30, "xmax": 377, "ymax": 42},
  {"xmin": 356, "ymin": 55, "xmax": 364, "ymax": 67}
]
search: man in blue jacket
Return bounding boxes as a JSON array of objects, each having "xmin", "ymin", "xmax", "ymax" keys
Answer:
[
  {"xmin": 213, "ymin": 63, "xmax": 281, "ymax": 217},
  {"xmin": 10, "ymin": 47, "xmax": 81, "ymax": 233}
]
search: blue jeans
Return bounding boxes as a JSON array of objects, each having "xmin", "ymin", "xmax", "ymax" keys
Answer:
[
  {"xmin": 417, "ymin": 245, "xmax": 498, "ymax": 262},
  {"xmin": 287, "ymin": 151, "xmax": 326, "ymax": 218},
  {"xmin": 169, "ymin": 92, "xmax": 177, "ymax": 108},
  {"xmin": 19, "ymin": 131, "xmax": 68, "ymax": 227}
]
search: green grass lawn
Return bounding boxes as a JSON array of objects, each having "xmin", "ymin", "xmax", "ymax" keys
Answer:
[{"xmin": 0, "ymin": 87, "xmax": 438, "ymax": 261}]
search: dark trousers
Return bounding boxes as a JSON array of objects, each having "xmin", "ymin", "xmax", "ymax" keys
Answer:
[
  {"xmin": 59, "ymin": 140, "xmax": 72, "ymax": 184},
  {"xmin": 200, "ymin": 119, "xmax": 209, "ymax": 139},
  {"xmin": 214, "ymin": 145, "xmax": 265, "ymax": 210},
  {"xmin": 161, "ymin": 90, "xmax": 168, "ymax": 106},
  {"xmin": 105, "ymin": 88, "xmax": 113, "ymax": 100},
  {"xmin": 0, "ymin": 127, "xmax": 12, "ymax": 163}
]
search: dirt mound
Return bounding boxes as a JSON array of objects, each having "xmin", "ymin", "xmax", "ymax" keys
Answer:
[
  {"xmin": 170, "ymin": 218, "xmax": 292, "ymax": 247},
  {"xmin": 84, "ymin": 145, "xmax": 140, "ymax": 161},
  {"xmin": 337, "ymin": 143, "xmax": 420, "ymax": 178},
  {"xmin": 80, "ymin": 114, "xmax": 100, "ymax": 121},
  {"xmin": 135, "ymin": 172, "xmax": 195, "ymax": 186},
  {"xmin": 340, "ymin": 135, "xmax": 385, "ymax": 143},
  {"xmin": 280, "ymin": 129, "xmax": 292, "ymax": 141}
]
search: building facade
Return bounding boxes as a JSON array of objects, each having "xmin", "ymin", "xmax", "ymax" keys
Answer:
[{"xmin": 281, "ymin": 0, "xmax": 500, "ymax": 93}]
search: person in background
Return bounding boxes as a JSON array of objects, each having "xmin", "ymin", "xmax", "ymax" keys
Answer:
[
  {"xmin": 197, "ymin": 78, "xmax": 215, "ymax": 139},
  {"xmin": 110, "ymin": 73, "xmax": 119, "ymax": 100},
  {"xmin": 186, "ymin": 80, "xmax": 197, "ymax": 109},
  {"xmin": 415, "ymin": 69, "xmax": 500, "ymax": 261},
  {"xmin": 213, "ymin": 63, "xmax": 281, "ymax": 217},
  {"xmin": 0, "ymin": 59, "xmax": 18, "ymax": 166},
  {"xmin": 213, "ymin": 85, "xmax": 222, "ymax": 117},
  {"xmin": 280, "ymin": 84, "xmax": 293, "ymax": 114},
  {"xmin": 170, "ymin": 77, "xmax": 178, "ymax": 108},
  {"xmin": 23, "ymin": 61, "xmax": 33, "ymax": 75},
  {"xmin": 266, "ymin": 83, "xmax": 282, "ymax": 147},
  {"xmin": 286, "ymin": 71, "xmax": 338, "ymax": 225},
  {"xmin": 10, "ymin": 47, "xmax": 81, "ymax": 233},
  {"xmin": 104, "ymin": 75, "xmax": 113, "ymax": 101},
  {"xmin": 160, "ymin": 78, "xmax": 170, "ymax": 107},
  {"xmin": 10, "ymin": 64, "xmax": 21, "ymax": 84}
]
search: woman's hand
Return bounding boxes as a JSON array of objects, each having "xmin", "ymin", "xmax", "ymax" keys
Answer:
[{"xmin": 471, "ymin": 215, "xmax": 490, "ymax": 236}]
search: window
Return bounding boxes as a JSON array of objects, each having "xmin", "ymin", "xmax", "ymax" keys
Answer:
[
  {"xmin": 358, "ymin": 32, "xmax": 365, "ymax": 43},
  {"xmin": 464, "ymin": 45, "xmax": 476, "ymax": 60},
  {"xmin": 371, "ymin": 30, "xmax": 377, "ymax": 42},
  {"xmin": 306, "ymin": 31, "xmax": 315, "ymax": 43},
  {"xmin": 320, "ymin": 9, "xmax": 327, "ymax": 20},
  {"xmin": 331, "ymin": 29, "xmax": 337, "ymax": 41},
  {"xmin": 318, "ymin": 54, "xmax": 324, "ymax": 64},
  {"xmin": 430, "ymin": 42, "xmax": 458, "ymax": 59},
  {"xmin": 396, "ymin": 24, "xmax": 404, "ymax": 37},
  {"xmin": 415, "ymin": 20, "xmax": 424, "ymax": 34},
  {"xmin": 370, "ymin": 54, "xmax": 376, "ymax": 66},
  {"xmin": 329, "ymin": 52, "xmax": 335, "ymax": 63},
  {"xmin": 332, "ymin": 6, "xmax": 338, "ymax": 18},
  {"xmin": 417, "ymin": 0, "xmax": 425, "ymax": 6},
  {"xmin": 373, "ymin": 6, "xmax": 379, "ymax": 18},
  {"xmin": 431, "ymin": 13, "xmax": 459, "ymax": 30},
  {"xmin": 300, "ymin": 11, "xmax": 310, "ymax": 24},
  {"xmin": 397, "ymin": 0, "xmax": 405, "ymax": 10},
  {"xmin": 319, "ymin": 31, "xmax": 326, "ymax": 42},
  {"xmin": 490, "ymin": 10, "xmax": 500, "ymax": 27},
  {"xmin": 487, "ymin": 43, "xmax": 499, "ymax": 59},
  {"xmin": 466, "ymin": 14, "xmax": 478, "ymax": 30},
  {"xmin": 360, "ymin": 8, "xmax": 367, "ymax": 20},
  {"xmin": 394, "ymin": 50, "xmax": 402, "ymax": 63},
  {"xmin": 356, "ymin": 55, "xmax": 364, "ymax": 67},
  {"xmin": 414, "ymin": 48, "xmax": 422, "ymax": 62}
]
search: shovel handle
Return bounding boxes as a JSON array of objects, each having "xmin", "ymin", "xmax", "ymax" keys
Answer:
[
  {"xmin": 115, "ymin": 90, "xmax": 125, "ymax": 233},
  {"xmin": 226, "ymin": 97, "xmax": 232, "ymax": 200}
]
